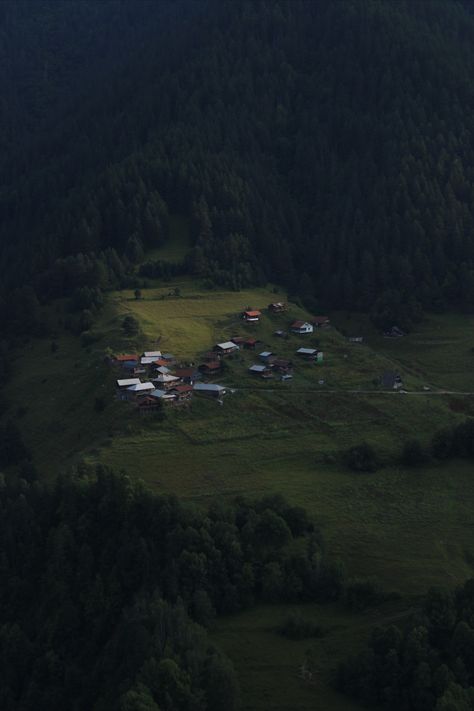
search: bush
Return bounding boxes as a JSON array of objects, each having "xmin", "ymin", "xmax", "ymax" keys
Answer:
[
  {"xmin": 345, "ymin": 442, "xmax": 378, "ymax": 472},
  {"xmin": 276, "ymin": 613, "xmax": 325, "ymax": 640}
]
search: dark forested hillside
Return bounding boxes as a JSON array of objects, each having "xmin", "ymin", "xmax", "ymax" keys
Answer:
[
  {"xmin": 2, "ymin": 0, "xmax": 474, "ymax": 324},
  {"xmin": 0, "ymin": 466, "xmax": 342, "ymax": 710}
]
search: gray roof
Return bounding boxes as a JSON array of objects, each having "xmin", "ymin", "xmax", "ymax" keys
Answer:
[
  {"xmin": 297, "ymin": 348, "xmax": 318, "ymax": 355},
  {"xmin": 127, "ymin": 382, "xmax": 155, "ymax": 392},
  {"xmin": 162, "ymin": 353, "xmax": 175, "ymax": 360},
  {"xmin": 155, "ymin": 365, "xmax": 171, "ymax": 374},
  {"xmin": 259, "ymin": 351, "xmax": 272, "ymax": 358},
  {"xmin": 151, "ymin": 388, "xmax": 176, "ymax": 399},
  {"xmin": 143, "ymin": 351, "xmax": 161, "ymax": 357},
  {"xmin": 216, "ymin": 341, "xmax": 238, "ymax": 350},
  {"xmin": 194, "ymin": 383, "xmax": 226, "ymax": 393},
  {"xmin": 117, "ymin": 378, "xmax": 141, "ymax": 387},
  {"xmin": 249, "ymin": 364, "xmax": 267, "ymax": 373}
]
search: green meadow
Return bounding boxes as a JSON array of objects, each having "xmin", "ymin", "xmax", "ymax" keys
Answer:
[{"xmin": 5, "ymin": 275, "xmax": 474, "ymax": 710}]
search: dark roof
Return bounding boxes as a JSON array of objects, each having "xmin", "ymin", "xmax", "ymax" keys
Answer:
[
  {"xmin": 381, "ymin": 371, "xmax": 402, "ymax": 387},
  {"xmin": 173, "ymin": 368, "xmax": 196, "ymax": 377},
  {"xmin": 200, "ymin": 361, "xmax": 221, "ymax": 370}
]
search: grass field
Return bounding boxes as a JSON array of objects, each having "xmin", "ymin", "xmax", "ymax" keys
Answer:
[{"xmin": 5, "ymin": 278, "xmax": 474, "ymax": 711}]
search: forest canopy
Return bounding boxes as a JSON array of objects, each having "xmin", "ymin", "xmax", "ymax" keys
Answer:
[{"xmin": 1, "ymin": 0, "xmax": 474, "ymax": 324}]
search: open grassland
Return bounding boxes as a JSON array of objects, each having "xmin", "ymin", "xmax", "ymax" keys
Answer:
[
  {"xmin": 5, "ymin": 283, "xmax": 474, "ymax": 711},
  {"xmin": 333, "ymin": 311, "xmax": 474, "ymax": 391}
]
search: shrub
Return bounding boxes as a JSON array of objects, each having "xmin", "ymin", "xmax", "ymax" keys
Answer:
[{"xmin": 345, "ymin": 442, "xmax": 378, "ymax": 472}]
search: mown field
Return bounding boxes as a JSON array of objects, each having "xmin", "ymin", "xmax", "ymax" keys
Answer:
[{"xmin": 4, "ymin": 275, "xmax": 474, "ymax": 711}]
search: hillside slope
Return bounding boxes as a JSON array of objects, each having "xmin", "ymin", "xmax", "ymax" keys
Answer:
[{"xmin": 2, "ymin": 1, "xmax": 474, "ymax": 319}]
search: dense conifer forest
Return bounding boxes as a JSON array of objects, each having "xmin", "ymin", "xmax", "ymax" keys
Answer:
[
  {"xmin": 0, "ymin": 466, "xmax": 342, "ymax": 710},
  {"xmin": 3, "ymin": 0, "xmax": 474, "ymax": 329}
]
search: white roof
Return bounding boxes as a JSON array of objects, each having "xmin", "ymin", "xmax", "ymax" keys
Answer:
[
  {"xmin": 117, "ymin": 378, "xmax": 141, "ymax": 387},
  {"xmin": 141, "ymin": 356, "xmax": 160, "ymax": 365},
  {"xmin": 259, "ymin": 351, "xmax": 272, "ymax": 357},
  {"xmin": 194, "ymin": 383, "xmax": 226, "ymax": 392},
  {"xmin": 216, "ymin": 341, "xmax": 238, "ymax": 350},
  {"xmin": 297, "ymin": 348, "xmax": 317, "ymax": 355},
  {"xmin": 127, "ymin": 382, "xmax": 155, "ymax": 392},
  {"xmin": 154, "ymin": 373, "xmax": 179, "ymax": 383},
  {"xmin": 143, "ymin": 351, "xmax": 161, "ymax": 357},
  {"xmin": 151, "ymin": 389, "xmax": 176, "ymax": 399},
  {"xmin": 249, "ymin": 364, "xmax": 266, "ymax": 372}
]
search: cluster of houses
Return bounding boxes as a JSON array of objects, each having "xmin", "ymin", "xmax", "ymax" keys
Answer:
[
  {"xmin": 113, "ymin": 350, "xmax": 227, "ymax": 414},
  {"xmin": 112, "ymin": 305, "xmax": 331, "ymax": 412}
]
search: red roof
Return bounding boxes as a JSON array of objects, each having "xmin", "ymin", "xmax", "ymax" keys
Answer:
[
  {"xmin": 244, "ymin": 310, "xmax": 261, "ymax": 317},
  {"xmin": 245, "ymin": 338, "xmax": 257, "ymax": 345},
  {"xmin": 312, "ymin": 316, "xmax": 330, "ymax": 324},
  {"xmin": 115, "ymin": 354, "xmax": 138, "ymax": 362},
  {"xmin": 291, "ymin": 320, "xmax": 306, "ymax": 329},
  {"xmin": 201, "ymin": 361, "xmax": 221, "ymax": 370},
  {"xmin": 173, "ymin": 384, "xmax": 193, "ymax": 393},
  {"xmin": 153, "ymin": 358, "xmax": 169, "ymax": 366}
]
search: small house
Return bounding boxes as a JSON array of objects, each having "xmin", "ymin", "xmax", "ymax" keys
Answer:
[
  {"xmin": 381, "ymin": 372, "xmax": 403, "ymax": 390},
  {"xmin": 384, "ymin": 326, "xmax": 405, "ymax": 338},
  {"xmin": 173, "ymin": 367, "xmax": 200, "ymax": 384},
  {"xmin": 172, "ymin": 384, "xmax": 194, "ymax": 402},
  {"xmin": 143, "ymin": 351, "xmax": 162, "ymax": 358},
  {"xmin": 311, "ymin": 316, "xmax": 330, "ymax": 328},
  {"xmin": 199, "ymin": 361, "xmax": 221, "ymax": 375},
  {"xmin": 296, "ymin": 347, "xmax": 318, "ymax": 360},
  {"xmin": 268, "ymin": 302, "xmax": 286, "ymax": 313},
  {"xmin": 161, "ymin": 353, "xmax": 176, "ymax": 363},
  {"xmin": 153, "ymin": 373, "xmax": 180, "ymax": 390},
  {"xmin": 150, "ymin": 388, "xmax": 176, "ymax": 403},
  {"xmin": 215, "ymin": 341, "xmax": 239, "ymax": 355},
  {"xmin": 248, "ymin": 364, "xmax": 272, "ymax": 378},
  {"xmin": 126, "ymin": 382, "xmax": 155, "ymax": 401},
  {"xmin": 231, "ymin": 336, "xmax": 246, "ymax": 346},
  {"xmin": 193, "ymin": 383, "xmax": 227, "ymax": 398},
  {"xmin": 114, "ymin": 354, "xmax": 138, "ymax": 365},
  {"xmin": 117, "ymin": 377, "xmax": 141, "ymax": 389},
  {"xmin": 155, "ymin": 365, "xmax": 171, "ymax": 375},
  {"xmin": 141, "ymin": 356, "xmax": 160, "ymax": 365},
  {"xmin": 243, "ymin": 310, "xmax": 262, "ymax": 322},
  {"xmin": 259, "ymin": 351, "xmax": 273, "ymax": 361},
  {"xmin": 243, "ymin": 338, "xmax": 258, "ymax": 350},
  {"xmin": 137, "ymin": 397, "xmax": 162, "ymax": 415},
  {"xmin": 273, "ymin": 358, "xmax": 293, "ymax": 374},
  {"xmin": 290, "ymin": 320, "xmax": 313, "ymax": 335}
]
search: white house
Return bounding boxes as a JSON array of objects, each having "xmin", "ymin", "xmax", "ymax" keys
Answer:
[{"xmin": 290, "ymin": 320, "xmax": 313, "ymax": 335}]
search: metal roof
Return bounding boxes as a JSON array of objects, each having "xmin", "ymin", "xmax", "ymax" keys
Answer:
[
  {"xmin": 143, "ymin": 351, "xmax": 162, "ymax": 357},
  {"xmin": 141, "ymin": 356, "xmax": 159, "ymax": 364},
  {"xmin": 194, "ymin": 383, "xmax": 226, "ymax": 392},
  {"xmin": 155, "ymin": 366, "xmax": 171, "ymax": 374},
  {"xmin": 117, "ymin": 378, "xmax": 141, "ymax": 387},
  {"xmin": 259, "ymin": 351, "xmax": 272, "ymax": 357},
  {"xmin": 216, "ymin": 341, "xmax": 238, "ymax": 350},
  {"xmin": 249, "ymin": 365, "xmax": 266, "ymax": 372},
  {"xmin": 127, "ymin": 382, "xmax": 155, "ymax": 392},
  {"xmin": 154, "ymin": 373, "xmax": 179, "ymax": 383},
  {"xmin": 151, "ymin": 388, "xmax": 175, "ymax": 399},
  {"xmin": 297, "ymin": 348, "xmax": 317, "ymax": 355}
]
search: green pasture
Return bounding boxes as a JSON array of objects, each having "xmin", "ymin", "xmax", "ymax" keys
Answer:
[{"xmin": 5, "ymin": 283, "xmax": 474, "ymax": 711}]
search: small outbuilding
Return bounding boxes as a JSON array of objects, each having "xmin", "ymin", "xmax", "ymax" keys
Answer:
[
  {"xmin": 268, "ymin": 302, "xmax": 286, "ymax": 313},
  {"xmin": 243, "ymin": 310, "xmax": 262, "ymax": 322},
  {"xmin": 381, "ymin": 371, "xmax": 403, "ymax": 389},
  {"xmin": 296, "ymin": 347, "xmax": 318, "ymax": 360},
  {"xmin": 215, "ymin": 341, "xmax": 239, "ymax": 355},
  {"xmin": 199, "ymin": 361, "xmax": 222, "ymax": 375},
  {"xmin": 311, "ymin": 316, "xmax": 330, "ymax": 328}
]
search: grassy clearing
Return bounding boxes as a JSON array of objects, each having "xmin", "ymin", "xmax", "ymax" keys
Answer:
[
  {"xmin": 212, "ymin": 601, "xmax": 406, "ymax": 711},
  {"xmin": 333, "ymin": 311, "xmax": 474, "ymax": 391},
  {"xmin": 145, "ymin": 214, "xmax": 191, "ymax": 263}
]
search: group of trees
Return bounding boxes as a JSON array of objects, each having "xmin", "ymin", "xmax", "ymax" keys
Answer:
[
  {"xmin": 338, "ymin": 581, "xmax": 474, "ymax": 710},
  {"xmin": 2, "ymin": 1, "xmax": 474, "ymax": 321},
  {"xmin": 0, "ymin": 465, "xmax": 345, "ymax": 710}
]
